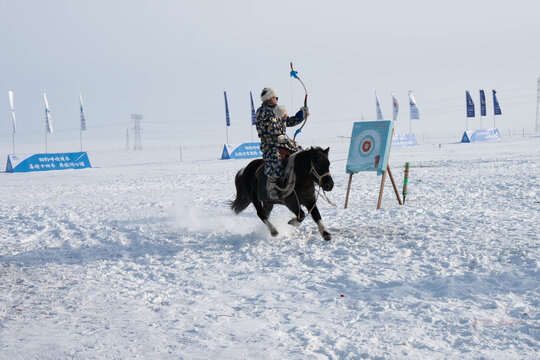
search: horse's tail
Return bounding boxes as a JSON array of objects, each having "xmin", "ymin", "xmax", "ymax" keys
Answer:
[{"xmin": 230, "ymin": 167, "xmax": 251, "ymax": 214}]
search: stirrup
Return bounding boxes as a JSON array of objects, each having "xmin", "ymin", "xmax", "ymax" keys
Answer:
[{"xmin": 267, "ymin": 179, "xmax": 281, "ymax": 200}]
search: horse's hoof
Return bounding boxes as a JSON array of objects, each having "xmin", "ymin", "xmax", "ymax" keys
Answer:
[
  {"xmin": 288, "ymin": 218, "xmax": 301, "ymax": 227},
  {"xmin": 271, "ymin": 230, "xmax": 279, "ymax": 237},
  {"xmin": 322, "ymin": 232, "xmax": 331, "ymax": 241}
]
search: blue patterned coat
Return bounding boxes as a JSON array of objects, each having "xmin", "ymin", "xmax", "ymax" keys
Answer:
[{"xmin": 255, "ymin": 104, "xmax": 303, "ymax": 178}]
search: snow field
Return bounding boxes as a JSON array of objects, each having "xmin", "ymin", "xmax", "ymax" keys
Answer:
[{"xmin": 1, "ymin": 136, "xmax": 539, "ymax": 359}]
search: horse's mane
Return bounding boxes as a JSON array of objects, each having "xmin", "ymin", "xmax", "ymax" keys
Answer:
[{"xmin": 286, "ymin": 147, "xmax": 327, "ymax": 170}]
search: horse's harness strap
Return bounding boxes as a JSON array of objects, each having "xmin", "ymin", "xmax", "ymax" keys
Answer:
[{"xmin": 309, "ymin": 161, "xmax": 331, "ymax": 186}]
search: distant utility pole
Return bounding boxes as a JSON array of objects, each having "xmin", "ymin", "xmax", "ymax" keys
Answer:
[
  {"xmin": 131, "ymin": 114, "xmax": 143, "ymax": 151},
  {"xmin": 536, "ymin": 78, "xmax": 540, "ymax": 135},
  {"xmin": 126, "ymin": 128, "xmax": 130, "ymax": 151}
]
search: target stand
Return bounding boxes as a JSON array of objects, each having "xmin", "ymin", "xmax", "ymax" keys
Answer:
[{"xmin": 343, "ymin": 121, "xmax": 403, "ymax": 209}]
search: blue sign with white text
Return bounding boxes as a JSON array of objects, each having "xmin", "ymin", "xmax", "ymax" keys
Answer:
[
  {"xmin": 461, "ymin": 128, "xmax": 501, "ymax": 143},
  {"xmin": 392, "ymin": 133, "xmax": 418, "ymax": 147},
  {"xmin": 6, "ymin": 152, "xmax": 92, "ymax": 173},
  {"xmin": 221, "ymin": 143, "xmax": 262, "ymax": 159}
]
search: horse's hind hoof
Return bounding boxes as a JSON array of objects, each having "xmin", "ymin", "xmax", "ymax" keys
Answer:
[
  {"xmin": 323, "ymin": 232, "xmax": 331, "ymax": 241},
  {"xmin": 270, "ymin": 229, "xmax": 279, "ymax": 237}
]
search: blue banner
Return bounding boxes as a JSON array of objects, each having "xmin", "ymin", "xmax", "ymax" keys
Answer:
[
  {"xmin": 221, "ymin": 143, "xmax": 262, "ymax": 159},
  {"xmin": 375, "ymin": 92, "xmax": 384, "ymax": 120},
  {"xmin": 409, "ymin": 91, "xmax": 419, "ymax": 120},
  {"xmin": 250, "ymin": 91, "xmax": 256, "ymax": 125},
  {"xmin": 346, "ymin": 121, "xmax": 394, "ymax": 175},
  {"xmin": 479, "ymin": 90, "xmax": 486, "ymax": 116},
  {"xmin": 461, "ymin": 128, "xmax": 501, "ymax": 143},
  {"xmin": 466, "ymin": 91, "xmax": 475, "ymax": 118},
  {"xmin": 392, "ymin": 133, "xmax": 418, "ymax": 147},
  {"xmin": 6, "ymin": 152, "xmax": 92, "ymax": 173},
  {"xmin": 224, "ymin": 91, "xmax": 230, "ymax": 126},
  {"xmin": 493, "ymin": 90, "xmax": 502, "ymax": 115}
]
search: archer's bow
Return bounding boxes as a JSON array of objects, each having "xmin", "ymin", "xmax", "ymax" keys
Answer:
[{"xmin": 290, "ymin": 62, "xmax": 308, "ymax": 140}]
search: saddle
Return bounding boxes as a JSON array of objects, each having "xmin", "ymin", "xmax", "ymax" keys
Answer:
[{"xmin": 257, "ymin": 148, "xmax": 297, "ymax": 201}]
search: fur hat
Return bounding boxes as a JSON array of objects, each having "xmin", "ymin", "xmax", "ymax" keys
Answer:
[
  {"xmin": 273, "ymin": 105, "xmax": 288, "ymax": 119},
  {"xmin": 260, "ymin": 87, "xmax": 278, "ymax": 102}
]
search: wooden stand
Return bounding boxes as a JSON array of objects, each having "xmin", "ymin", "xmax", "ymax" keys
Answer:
[
  {"xmin": 344, "ymin": 165, "xmax": 403, "ymax": 209},
  {"xmin": 344, "ymin": 128, "xmax": 403, "ymax": 210}
]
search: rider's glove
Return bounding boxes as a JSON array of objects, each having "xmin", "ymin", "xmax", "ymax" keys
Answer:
[{"xmin": 295, "ymin": 106, "xmax": 310, "ymax": 120}]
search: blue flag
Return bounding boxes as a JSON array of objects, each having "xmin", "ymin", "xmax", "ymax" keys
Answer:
[
  {"xmin": 250, "ymin": 91, "xmax": 256, "ymax": 125},
  {"xmin": 409, "ymin": 91, "xmax": 419, "ymax": 120},
  {"xmin": 224, "ymin": 91, "xmax": 230, "ymax": 126},
  {"xmin": 493, "ymin": 90, "xmax": 502, "ymax": 115},
  {"xmin": 375, "ymin": 91, "xmax": 384, "ymax": 120},
  {"xmin": 466, "ymin": 91, "xmax": 475, "ymax": 118},
  {"xmin": 479, "ymin": 90, "xmax": 486, "ymax": 117}
]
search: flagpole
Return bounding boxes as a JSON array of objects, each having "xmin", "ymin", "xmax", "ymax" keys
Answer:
[
  {"xmin": 80, "ymin": 128, "xmax": 83, "ymax": 152},
  {"xmin": 9, "ymin": 91, "xmax": 16, "ymax": 154}
]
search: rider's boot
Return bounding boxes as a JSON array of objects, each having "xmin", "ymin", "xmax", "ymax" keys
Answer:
[{"xmin": 267, "ymin": 176, "xmax": 280, "ymax": 200}]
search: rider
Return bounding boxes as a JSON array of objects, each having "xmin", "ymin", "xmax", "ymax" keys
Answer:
[{"xmin": 255, "ymin": 87, "xmax": 310, "ymax": 200}]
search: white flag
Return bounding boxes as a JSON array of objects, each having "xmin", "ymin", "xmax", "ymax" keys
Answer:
[
  {"xmin": 79, "ymin": 92, "xmax": 86, "ymax": 131},
  {"xmin": 391, "ymin": 93, "xmax": 399, "ymax": 121},
  {"xmin": 44, "ymin": 92, "xmax": 53, "ymax": 133},
  {"xmin": 8, "ymin": 90, "xmax": 16, "ymax": 133},
  {"xmin": 409, "ymin": 91, "xmax": 419, "ymax": 120},
  {"xmin": 375, "ymin": 91, "xmax": 384, "ymax": 120}
]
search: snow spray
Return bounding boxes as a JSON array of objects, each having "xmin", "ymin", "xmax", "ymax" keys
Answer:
[{"xmin": 403, "ymin": 162, "xmax": 410, "ymax": 203}]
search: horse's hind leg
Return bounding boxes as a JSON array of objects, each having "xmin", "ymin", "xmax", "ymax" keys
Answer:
[{"xmin": 253, "ymin": 200, "xmax": 278, "ymax": 237}]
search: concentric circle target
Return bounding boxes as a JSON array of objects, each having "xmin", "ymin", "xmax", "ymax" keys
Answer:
[{"xmin": 356, "ymin": 129, "xmax": 381, "ymax": 158}]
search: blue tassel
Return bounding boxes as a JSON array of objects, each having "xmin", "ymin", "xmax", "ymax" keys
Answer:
[
  {"xmin": 294, "ymin": 129, "xmax": 302, "ymax": 138},
  {"xmin": 290, "ymin": 70, "xmax": 299, "ymax": 79}
]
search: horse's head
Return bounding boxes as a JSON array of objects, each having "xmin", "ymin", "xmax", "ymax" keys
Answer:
[{"xmin": 309, "ymin": 147, "xmax": 334, "ymax": 191}]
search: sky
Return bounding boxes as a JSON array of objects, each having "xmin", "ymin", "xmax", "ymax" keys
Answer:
[{"xmin": 1, "ymin": 0, "xmax": 540, "ymax": 153}]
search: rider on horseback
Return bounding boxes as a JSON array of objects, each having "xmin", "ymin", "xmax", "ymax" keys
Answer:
[{"xmin": 256, "ymin": 87, "xmax": 310, "ymax": 200}]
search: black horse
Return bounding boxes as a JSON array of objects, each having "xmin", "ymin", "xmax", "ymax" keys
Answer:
[{"xmin": 230, "ymin": 147, "xmax": 334, "ymax": 240}]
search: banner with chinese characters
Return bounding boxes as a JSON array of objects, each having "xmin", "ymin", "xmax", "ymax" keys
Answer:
[
  {"xmin": 6, "ymin": 152, "xmax": 92, "ymax": 173},
  {"xmin": 221, "ymin": 143, "xmax": 262, "ymax": 160}
]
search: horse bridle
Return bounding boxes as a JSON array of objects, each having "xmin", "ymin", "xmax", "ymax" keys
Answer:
[{"xmin": 309, "ymin": 161, "xmax": 331, "ymax": 187}]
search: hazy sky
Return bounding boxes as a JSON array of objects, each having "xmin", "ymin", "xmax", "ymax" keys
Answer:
[{"xmin": 1, "ymin": 0, "xmax": 540, "ymax": 152}]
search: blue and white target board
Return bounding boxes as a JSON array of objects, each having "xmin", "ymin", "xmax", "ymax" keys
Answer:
[
  {"xmin": 221, "ymin": 142, "xmax": 262, "ymax": 160},
  {"xmin": 346, "ymin": 121, "xmax": 394, "ymax": 175},
  {"xmin": 6, "ymin": 152, "xmax": 92, "ymax": 173},
  {"xmin": 461, "ymin": 128, "xmax": 501, "ymax": 143}
]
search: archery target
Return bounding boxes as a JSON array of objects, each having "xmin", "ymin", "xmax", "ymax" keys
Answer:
[
  {"xmin": 355, "ymin": 129, "xmax": 381, "ymax": 158},
  {"xmin": 346, "ymin": 121, "xmax": 393, "ymax": 175}
]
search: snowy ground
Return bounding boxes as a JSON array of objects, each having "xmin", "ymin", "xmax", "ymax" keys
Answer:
[{"xmin": 1, "ymin": 136, "xmax": 539, "ymax": 359}]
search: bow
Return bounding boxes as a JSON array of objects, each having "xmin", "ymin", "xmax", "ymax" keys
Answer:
[{"xmin": 290, "ymin": 62, "xmax": 308, "ymax": 140}]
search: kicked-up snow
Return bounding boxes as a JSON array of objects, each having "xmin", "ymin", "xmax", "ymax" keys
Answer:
[{"xmin": 1, "ymin": 136, "xmax": 539, "ymax": 359}]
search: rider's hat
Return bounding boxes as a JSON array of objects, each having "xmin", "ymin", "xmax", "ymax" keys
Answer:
[{"xmin": 260, "ymin": 87, "xmax": 278, "ymax": 102}]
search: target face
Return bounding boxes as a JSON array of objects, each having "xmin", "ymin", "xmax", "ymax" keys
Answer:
[
  {"xmin": 360, "ymin": 136, "xmax": 375, "ymax": 156},
  {"xmin": 346, "ymin": 121, "xmax": 393, "ymax": 175}
]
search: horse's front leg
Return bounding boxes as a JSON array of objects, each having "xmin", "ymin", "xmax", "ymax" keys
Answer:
[
  {"xmin": 283, "ymin": 197, "xmax": 306, "ymax": 227},
  {"xmin": 308, "ymin": 205, "xmax": 331, "ymax": 241}
]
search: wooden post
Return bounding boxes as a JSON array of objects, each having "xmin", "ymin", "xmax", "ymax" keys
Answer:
[
  {"xmin": 387, "ymin": 166, "xmax": 403, "ymax": 205},
  {"xmin": 376, "ymin": 127, "xmax": 395, "ymax": 210},
  {"xmin": 344, "ymin": 173, "xmax": 354, "ymax": 209},
  {"xmin": 376, "ymin": 168, "xmax": 387, "ymax": 210}
]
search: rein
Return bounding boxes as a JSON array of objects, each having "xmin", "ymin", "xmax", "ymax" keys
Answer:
[{"xmin": 292, "ymin": 160, "xmax": 336, "ymax": 221}]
